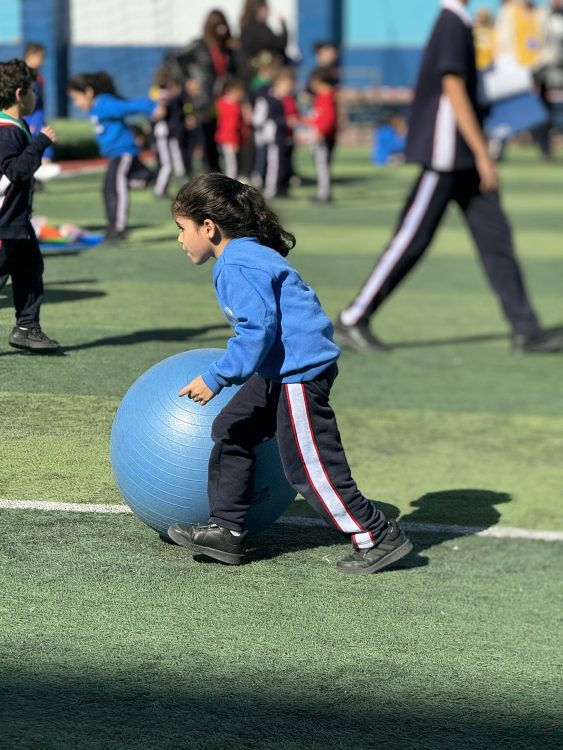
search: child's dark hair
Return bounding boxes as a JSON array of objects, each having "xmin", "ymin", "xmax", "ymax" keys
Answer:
[
  {"xmin": 0, "ymin": 59, "xmax": 34, "ymax": 110},
  {"xmin": 67, "ymin": 71, "xmax": 121, "ymax": 97},
  {"xmin": 24, "ymin": 42, "xmax": 46, "ymax": 57},
  {"xmin": 314, "ymin": 40, "xmax": 338, "ymax": 53},
  {"xmin": 173, "ymin": 174, "xmax": 296, "ymax": 257},
  {"xmin": 220, "ymin": 76, "xmax": 244, "ymax": 95},
  {"xmin": 309, "ymin": 67, "xmax": 333, "ymax": 86}
]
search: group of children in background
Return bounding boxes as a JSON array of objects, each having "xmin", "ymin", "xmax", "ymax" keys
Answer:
[
  {"xmin": 147, "ymin": 40, "xmax": 340, "ymax": 204},
  {"xmin": 0, "ymin": 37, "xmax": 341, "ymax": 352},
  {"xmin": 62, "ymin": 40, "xmax": 341, "ymax": 246}
]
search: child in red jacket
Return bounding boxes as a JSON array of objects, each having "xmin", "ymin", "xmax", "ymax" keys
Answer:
[
  {"xmin": 307, "ymin": 69, "xmax": 338, "ymax": 203},
  {"xmin": 215, "ymin": 78, "xmax": 247, "ymax": 179}
]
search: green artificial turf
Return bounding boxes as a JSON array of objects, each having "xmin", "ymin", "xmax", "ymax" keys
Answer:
[
  {"xmin": 0, "ymin": 145, "xmax": 562, "ymax": 749},
  {"xmin": 0, "ymin": 146, "xmax": 561, "ymax": 528},
  {"xmin": 1, "ymin": 510, "xmax": 562, "ymax": 750}
]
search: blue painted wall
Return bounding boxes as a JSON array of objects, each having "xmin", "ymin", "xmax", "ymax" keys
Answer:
[
  {"xmin": 0, "ymin": 0, "xmax": 69, "ymax": 116},
  {"xmin": 0, "ymin": 0, "xmax": 21, "ymax": 43},
  {"xmin": 70, "ymin": 45, "xmax": 171, "ymax": 99}
]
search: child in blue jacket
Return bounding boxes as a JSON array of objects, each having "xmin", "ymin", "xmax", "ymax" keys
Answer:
[
  {"xmin": 168, "ymin": 173, "xmax": 412, "ymax": 574},
  {"xmin": 68, "ymin": 72, "xmax": 157, "ymax": 243}
]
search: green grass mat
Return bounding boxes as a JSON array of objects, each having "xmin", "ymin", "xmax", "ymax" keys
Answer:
[
  {"xmin": 1, "ymin": 511, "xmax": 561, "ymax": 750},
  {"xmin": 0, "ymin": 146, "xmax": 562, "ymax": 750}
]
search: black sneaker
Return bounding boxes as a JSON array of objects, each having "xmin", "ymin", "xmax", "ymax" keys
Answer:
[
  {"xmin": 103, "ymin": 228, "xmax": 128, "ymax": 245},
  {"xmin": 512, "ymin": 329, "xmax": 563, "ymax": 354},
  {"xmin": 167, "ymin": 523, "xmax": 247, "ymax": 565},
  {"xmin": 336, "ymin": 520, "xmax": 413, "ymax": 575},
  {"xmin": 8, "ymin": 326, "xmax": 60, "ymax": 352},
  {"xmin": 333, "ymin": 317, "xmax": 391, "ymax": 353}
]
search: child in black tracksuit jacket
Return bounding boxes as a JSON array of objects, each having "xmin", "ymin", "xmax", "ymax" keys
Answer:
[{"xmin": 0, "ymin": 58, "xmax": 59, "ymax": 352}]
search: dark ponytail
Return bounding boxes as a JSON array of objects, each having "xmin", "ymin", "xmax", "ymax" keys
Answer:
[
  {"xmin": 67, "ymin": 70, "xmax": 121, "ymax": 98},
  {"xmin": 172, "ymin": 173, "xmax": 296, "ymax": 256}
]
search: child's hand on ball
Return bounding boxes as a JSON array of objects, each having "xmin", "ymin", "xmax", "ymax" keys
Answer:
[{"xmin": 178, "ymin": 375, "xmax": 215, "ymax": 404}]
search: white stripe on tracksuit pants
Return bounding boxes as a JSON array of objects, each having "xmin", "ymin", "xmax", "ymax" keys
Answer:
[
  {"xmin": 340, "ymin": 167, "xmax": 540, "ymax": 334},
  {"xmin": 207, "ymin": 364, "xmax": 388, "ymax": 548}
]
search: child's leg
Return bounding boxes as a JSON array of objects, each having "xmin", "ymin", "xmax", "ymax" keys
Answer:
[
  {"xmin": 313, "ymin": 138, "xmax": 332, "ymax": 201},
  {"xmin": 153, "ymin": 122, "xmax": 173, "ymax": 196},
  {"xmin": 4, "ymin": 237, "xmax": 44, "ymax": 327},
  {"xmin": 104, "ymin": 154, "xmax": 133, "ymax": 232},
  {"xmin": 221, "ymin": 144, "xmax": 239, "ymax": 180},
  {"xmin": 208, "ymin": 375, "xmax": 280, "ymax": 531},
  {"xmin": 127, "ymin": 156, "xmax": 154, "ymax": 189},
  {"xmin": 181, "ymin": 129, "xmax": 195, "ymax": 176},
  {"xmin": 201, "ymin": 119, "xmax": 221, "ymax": 173},
  {"xmin": 251, "ymin": 143, "xmax": 267, "ymax": 187},
  {"xmin": 264, "ymin": 144, "xmax": 280, "ymax": 199},
  {"xmin": 169, "ymin": 137, "xmax": 186, "ymax": 178},
  {"xmin": 278, "ymin": 141, "xmax": 293, "ymax": 195},
  {"xmin": 0, "ymin": 241, "xmax": 9, "ymax": 293},
  {"xmin": 277, "ymin": 364, "xmax": 388, "ymax": 549}
]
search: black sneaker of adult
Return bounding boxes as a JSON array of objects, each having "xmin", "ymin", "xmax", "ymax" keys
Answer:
[
  {"xmin": 512, "ymin": 329, "xmax": 563, "ymax": 354},
  {"xmin": 333, "ymin": 317, "xmax": 392, "ymax": 353},
  {"xmin": 8, "ymin": 326, "xmax": 60, "ymax": 353},
  {"xmin": 167, "ymin": 523, "xmax": 247, "ymax": 565},
  {"xmin": 336, "ymin": 520, "xmax": 413, "ymax": 575}
]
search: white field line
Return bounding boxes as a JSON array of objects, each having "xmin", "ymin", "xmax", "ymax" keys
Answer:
[{"xmin": 1, "ymin": 498, "xmax": 562, "ymax": 542}]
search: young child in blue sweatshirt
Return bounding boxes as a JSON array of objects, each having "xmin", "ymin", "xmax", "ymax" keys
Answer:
[
  {"xmin": 168, "ymin": 173, "xmax": 412, "ymax": 574},
  {"xmin": 68, "ymin": 71, "xmax": 158, "ymax": 243}
]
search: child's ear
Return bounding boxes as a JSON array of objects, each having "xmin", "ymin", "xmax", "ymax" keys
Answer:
[{"xmin": 204, "ymin": 219, "xmax": 220, "ymax": 241}]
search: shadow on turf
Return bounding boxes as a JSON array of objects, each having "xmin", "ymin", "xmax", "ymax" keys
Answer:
[
  {"xmin": 0, "ymin": 283, "xmax": 106, "ymax": 310},
  {"xmin": 400, "ymin": 488, "xmax": 512, "ymax": 564},
  {"xmin": 235, "ymin": 490, "xmax": 511, "ymax": 570},
  {"xmin": 0, "ymin": 322, "xmax": 230, "ymax": 357},
  {"xmin": 2, "ymin": 668, "xmax": 555, "ymax": 750},
  {"xmin": 60, "ymin": 324, "xmax": 230, "ymax": 352},
  {"xmin": 389, "ymin": 324, "xmax": 563, "ymax": 349}
]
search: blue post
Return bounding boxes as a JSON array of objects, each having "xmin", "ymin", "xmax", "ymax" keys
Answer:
[
  {"xmin": 297, "ymin": 0, "xmax": 343, "ymax": 84},
  {"xmin": 22, "ymin": 0, "xmax": 69, "ymax": 117}
]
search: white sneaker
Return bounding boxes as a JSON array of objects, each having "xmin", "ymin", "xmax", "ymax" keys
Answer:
[{"xmin": 34, "ymin": 163, "xmax": 62, "ymax": 182}]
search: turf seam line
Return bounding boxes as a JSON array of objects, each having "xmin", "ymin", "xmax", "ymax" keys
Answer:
[{"xmin": 0, "ymin": 499, "xmax": 562, "ymax": 542}]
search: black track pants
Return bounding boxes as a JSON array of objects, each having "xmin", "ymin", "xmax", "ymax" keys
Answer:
[
  {"xmin": 104, "ymin": 154, "xmax": 133, "ymax": 232},
  {"xmin": 341, "ymin": 167, "xmax": 540, "ymax": 335},
  {"xmin": 207, "ymin": 365, "xmax": 388, "ymax": 548},
  {"xmin": 0, "ymin": 234, "xmax": 44, "ymax": 326}
]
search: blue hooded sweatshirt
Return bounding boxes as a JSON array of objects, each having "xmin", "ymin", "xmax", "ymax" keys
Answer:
[
  {"xmin": 90, "ymin": 94, "xmax": 155, "ymax": 159},
  {"xmin": 201, "ymin": 237, "xmax": 341, "ymax": 394}
]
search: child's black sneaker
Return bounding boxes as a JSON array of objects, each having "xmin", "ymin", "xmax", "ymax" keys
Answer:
[
  {"xmin": 103, "ymin": 228, "xmax": 128, "ymax": 245},
  {"xmin": 336, "ymin": 520, "xmax": 413, "ymax": 575},
  {"xmin": 8, "ymin": 325, "xmax": 60, "ymax": 353},
  {"xmin": 167, "ymin": 523, "xmax": 247, "ymax": 565}
]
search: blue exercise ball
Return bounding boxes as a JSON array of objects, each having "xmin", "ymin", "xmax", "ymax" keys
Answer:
[{"xmin": 110, "ymin": 348, "xmax": 296, "ymax": 538}]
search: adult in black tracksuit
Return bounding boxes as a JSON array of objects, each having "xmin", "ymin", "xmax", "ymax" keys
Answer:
[
  {"xmin": 335, "ymin": 0, "xmax": 562, "ymax": 355},
  {"xmin": 238, "ymin": 0, "xmax": 289, "ymax": 87},
  {"xmin": 168, "ymin": 10, "xmax": 237, "ymax": 173},
  {"xmin": 0, "ymin": 58, "xmax": 59, "ymax": 352}
]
